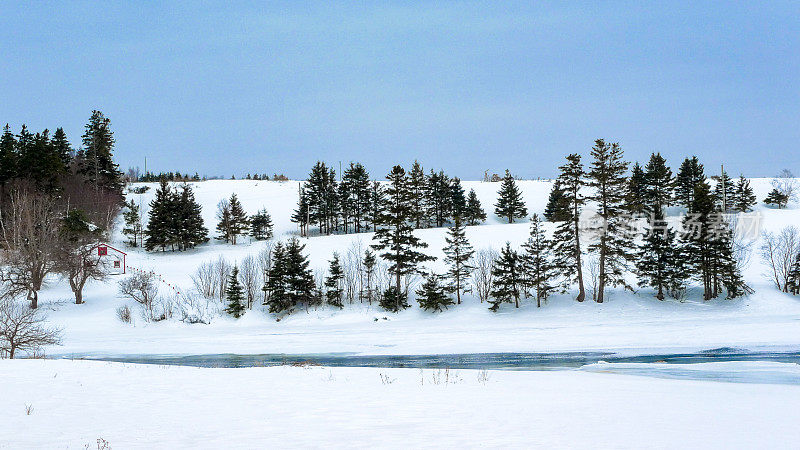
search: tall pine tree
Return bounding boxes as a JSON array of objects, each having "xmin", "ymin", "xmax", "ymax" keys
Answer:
[
  {"xmin": 464, "ymin": 189, "xmax": 487, "ymax": 225},
  {"xmin": 520, "ymin": 214, "xmax": 555, "ymax": 307},
  {"xmin": 551, "ymin": 154, "xmax": 587, "ymax": 302},
  {"xmin": 442, "ymin": 216, "xmax": 475, "ymax": 304},
  {"xmin": 586, "ymin": 139, "xmax": 634, "ymax": 303},
  {"xmin": 489, "ymin": 243, "xmax": 523, "ymax": 311}
]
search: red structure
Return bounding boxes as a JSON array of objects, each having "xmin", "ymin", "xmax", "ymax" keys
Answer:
[{"xmin": 94, "ymin": 244, "xmax": 127, "ymax": 274}]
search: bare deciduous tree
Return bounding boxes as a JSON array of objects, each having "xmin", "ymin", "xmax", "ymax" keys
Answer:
[
  {"xmin": 0, "ymin": 188, "xmax": 62, "ymax": 308},
  {"xmin": 760, "ymin": 226, "xmax": 800, "ymax": 292},
  {"xmin": 0, "ymin": 299, "xmax": 62, "ymax": 359},
  {"xmin": 771, "ymin": 169, "xmax": 799, "ymax": 205},
  {"xmin": 471, "ymin": 248, "xmax": 498, "ymax": 303},
  {"xmin": 191, "ymin": 261, "xmax": 217, "ymax": 299},
  {"xmin": 238, "ymin": 255, "xmax": 260, "ymax": 309}
]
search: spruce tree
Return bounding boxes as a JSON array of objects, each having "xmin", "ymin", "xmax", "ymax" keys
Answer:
[
  {"xmin": 122, "ymin": 199, "xmax": 143, "ymax": 247},
  {"xmin": 145, "ymin": 179, "xmax": 177, "ymax": 251},
  {"xmin": 764, "ymin": 188, "xmax": 789, "ymax": 209},
  {"xmin": 520, "ymin": 214, "xmax": 555, "ymax": 307},
  {"xmin": 494, "ymin": 170, "xmax": 527, "ymax": 223},
  {"xmin": 215, "ymin": 199, "xmax": 233, "ymax": 242},
  {"xmin": 626, "ymin": 162, "xmax": 647, "ymax": 215},
  {"xmin": 369, "ymin": 181, "xmax": 386, "ymax": 232},
  {"xmin": 176, "ymin": 184, "xmax": 208, "ymax": 250},
  {"xmin": 250, "ymin": 208, "xmax": 274, "ymax": 240},
  {"xmin": 543, "ymin": 180, "xmax": 570, "ymax": 222},
  {"xmin": 643, "ymin": 153, "xmax": 674, "ymax": 217},
  {"xmin": 450, "ymin": 177, "xmax": 467, "ymax": 220},
  {"xmin": 551, "ymin": 154, "xmax": 587, "ymax": 302},
  {"xmin": 325, "ymin": 253, "xmax": 345, "ymax": 308},
  {"xmin": 464, "ymin": 189, "xmax": 487, "ymax": 225},
  {"xmin": 733, "ymin": 175, "xmax": 757, "ymax": 213},
  {"xmin": 675, "ymin": 156, "xmax": 706, "ymax": 212},
  {"xmin": 362, "ymin": 249, "xmax": 377, "ymax": 304},
  {"xmin": 714, "ymin": 169, "xmax": 736, "ymax": 212},
  {"xmin": 283, "ymin": 238, "xmax": 316, "ymax": 307},
  {"xmin": 340, "ymin": 162, "xmax": 371, "ymax": 232},
  {"xmin": 371, "ymin": 165, "xmax": 435, "ymax": 311},
  {"xmin": 291, "ymin": 186, "xmax": 310, "ymax": 236},
  {"xmin": 265, "ymin": 242, "xmax": 288, "ymax": 313},
  {"xmin": 408, "ymin": 160, "xmax": 428, "ymax": 229},
  {"xmin": 79, "ymin": 110, "xmax": 122, "ymax": 195},
  {"xmin": 682, "ymin": 181, "xmax": 748, "ymax": 299},
  {"xmin": 50, "ymin": 127, "xmax": 72, "ymax": 170},
  {"xmin": 586, "ymin": 139, "xmax": 634, "ymax": 303},
  {"xmin": 225, "ymin": 266, "xmax": 246, "ymax": 318},
  {"xmin": 416, "ymin": 273, "xmax": 454, "ymax": 312},
  {"xmin": 442, "ymin": 216, "xmax": 475, "ymax": 304},
  {"xmin": 227, "ymin": 194, "xmax": 249, "ymax": 244},
  {"xmin": 489, "ymin": 243, "xmax": 523, "ymax": 311},
  {"xmin": 787, "ymin": 253, "xmax": 800, "ymax": 295},
  {"xmin": 426, "ymin": 169, "xmax": 453, "ymax": 227},
  {"xmin": 637, "ymin": 218, "xmax": 682, "ymax": 300},
  {"xmin": 0, "ymin": 124, "xmax": 17, "ymax": 190}
]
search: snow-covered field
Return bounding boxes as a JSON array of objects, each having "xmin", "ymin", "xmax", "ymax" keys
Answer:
[
  {"xmin": 26, "ymin": 178, "xmax": 800, "ymax": 357},
  {"xmin": 2, "ymin": 359, "xmax": 799, "ymax": 449}
]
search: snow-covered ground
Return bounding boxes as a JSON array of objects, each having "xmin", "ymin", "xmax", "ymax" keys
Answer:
[
  {"xmin": 2, "ymin": 359, "xmax": 799, "ymax": 449},
  {"xmin": 26, "ymin": 177, "xmax": 800, "ymax": 358}
]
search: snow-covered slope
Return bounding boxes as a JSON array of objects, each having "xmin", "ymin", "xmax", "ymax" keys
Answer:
[{"xmin": 29, "ymin": 178, "xmax": 800, "ymax": 357}]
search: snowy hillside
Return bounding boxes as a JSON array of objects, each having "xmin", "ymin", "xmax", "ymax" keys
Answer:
[{"xmin": 25, "ymin": 177, "xmax": 800, "ymax": 357}]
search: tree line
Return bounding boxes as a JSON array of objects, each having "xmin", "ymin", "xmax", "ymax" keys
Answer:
[{"xmin": 0, "ymin": 111, "xmax": 124, "ymax": 308}]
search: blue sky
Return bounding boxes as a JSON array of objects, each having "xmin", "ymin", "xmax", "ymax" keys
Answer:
[{"xmin": 1, "ymin": 1, "xmax": 798, "ymax": 179}]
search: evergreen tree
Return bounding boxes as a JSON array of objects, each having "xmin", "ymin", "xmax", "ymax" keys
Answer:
[
  {"xmin": 586, "ymin": 139, "xmax": 634, "ymax": 303},
  {"xmin": 79, "ymin": 110, "xmax": 122, "ymax": 195},
  {"xmin": 371, "ymin": 165, "xmax": 435, "ymax": 311},
  {"xmin": 0, "ymin": 124, "xmax": 17, "ymax": 190},
  {"xmin": 450, "ymin": 177, "xmax": 467, "ymax": 220},
  {"xmin": 787, "ymin": 253, "xmax": 800, "ymax": 295},
  {"xmin": 340, "ymin": 162, "xmax": 371, "ymax": 232},
  {"xmin": 416, "ymin": 273, "xmax": 454, "ymax": 312},
  {"xmin": 175, "ymin": 184, "xmax": 208, "ymax": 250},
  {"xmin": 379, "ymin": 286, "xmax": 408, "ymax": 313},
  {"xmin": 733, "ymin": 175, "xmax": 757, "ymax": 213},
  {"xmin": 464, "ymin": 189, "xmax": 487, "ymax": 225},
  {"xmin": 362, "ymin": 249, "xmax": 377, "ymax": 304},
  {"xmin": 551, "ymin": 154, "xmax": 587, "ymax": 302},
  {"xmin": 626, "ymin": 162, "xmax": 647, "ymax": 215},
  {"xmin": 426, "ymin": 169, "xmax": 453, "ymax": 227},
  {"xmin": 283, "ymin": 238, "xmax": 316, "ymax": 307},
  {"xmin": 227, "ymin": 193, "xmax": 249, "ymax": 244},
  {"xmin": 122, "ymin": 199, "xmax": 143, "ymax": 247},
  {"xmin": 494, "ymin": 169, "xmax": 527, "ymax": 223},
  {"xmin": 675, "ymin": 156, "xmax": 706, "ymax": 212},
  {"xmin": 265, "ymin": 242, "xmax": 288, "ymax": 312},
  {"xmin": 145, "ymin": 179, "xmax": 178, "ymax": 251},
  {"xmin": 642, "ymin": 153, "xmax": 674, "ymax": 217},
  {"xmin": 291, "ymin": 186, "xmax": 310, "ymax": 236},
  {"xmin": 50, "ymin": 127, "xmax": 72, "ymax": 170},
  {"xmin": 764, "ymin": 188, "xmax": 789, "ymax": 209},
  {"xmin": 325, "ymin": 253, "xmax": 345, "ymax": 308},
  {"xmin": 637, "ymin": 217, "xmax": 683, "ymax": 300},
  {"xmin": 520, "ymin": 214, "xmax": 555, "ymax": 307},
  {"xmin": 543, "ymin": 180, "xmax": 570, "ymax": 222},
  {"xmin": 637, "ymin": 153, "xmax": 684, "ymax": 300},
  {"xmin": 714, "ymin": 169, "xmax": 736, "ymax": 212},
  {"xmin": 489, "ymin": 243, "xmax": 523, "ymax": 311},
  {"xmin": 369, "ymin": 181, "xmax": 386, "ymax": 232},
  {"xmin": 250, "ymin": 208, "xmax": 274, "ymax": 240},
  {"xmin": 224, "ymin": 266, "xmax": 246, "ymax": 318},
  {"xmin": 408, "ymin": 160, "xmax": 428, "ymax": 229},
  {"xmin": 442, "ymin": 216, "xmax": 475, "ymax": 304},
  {"xmin": 682, "ymin": 181, "xmax": 748, "ymax": 299}
]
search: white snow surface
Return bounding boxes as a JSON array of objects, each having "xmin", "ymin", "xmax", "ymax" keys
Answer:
[
  {"xmin": 2, "ymin": 359, "xmax": 800, "ymax": 449},
  {"xmin": 23, "ymin": 178, "xmax": 800, "ymax": 357}
]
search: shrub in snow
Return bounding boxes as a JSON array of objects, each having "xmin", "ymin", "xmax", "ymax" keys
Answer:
[
  {"xmin": 379, "ymin": 286, "xmax": 409, "ymax": 313},
  {"xmin": 116, "ymin": 305, "xmax": 132, "ymax": 324}
]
